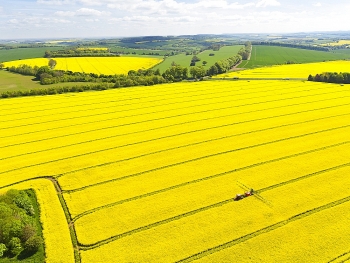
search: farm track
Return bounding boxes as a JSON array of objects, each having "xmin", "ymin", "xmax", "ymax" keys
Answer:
[
  {"xmin": 60, "ymin": 124, "xmax": 350, "ymax": 194},
  {"xmin": 176, "ymin": 195, "xmax": 350, "ymax": 262}
]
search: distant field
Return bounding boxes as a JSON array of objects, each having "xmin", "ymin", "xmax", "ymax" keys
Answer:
[
  {"xmin": 239, "ymin": 45, "xmax": 350, "ymax": 68},
  {"xmin": 110, "ymin": 47, "xmax": 170, "ymax": 56},
  {"xmin": 322, "ymin": 40, "xmax": 350, "ymax": 46},
  {"xmin": 217, "ymin": 60, "xmax": 350, "ymax": 79},
  {"xmin": 0, "ymin": 47, "xmax": 62, "ymax": 63},
  {"xmin": 154, "ymin": 45, "xmax": 243, "ymax": 72},
  {"xmin": 3, "ymin": 57, "xmax": 163, "ymax": 75}
]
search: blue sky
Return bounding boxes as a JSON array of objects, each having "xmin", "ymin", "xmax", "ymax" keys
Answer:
[{"xmin": 0, "ymin": 0, "xmax": 349, "ymax": 39}]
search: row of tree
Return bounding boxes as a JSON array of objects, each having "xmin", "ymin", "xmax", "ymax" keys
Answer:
[
  {"xmin": 238, "ymin": 41, "xmax": 252, "ymax": 60},
  {"xmin": 0, "ymin": 190, "xmax": 43, "ymax": 258},
  {"xmin": 44, "ymin": 48, "xmax": 118, "ymax": 58},
  {"xmin": 308, "ymin": 72, "xmax": 350, "ymax": 84}
]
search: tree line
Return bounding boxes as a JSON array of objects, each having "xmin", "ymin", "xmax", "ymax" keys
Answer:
[
  {"xmin": 44, "ymin": 48, "xmax": 118, "ymax": 58},
  {"xmin": 308, "ymin": 72, "xmax": 350, "ymax": 84},
  {"xmin": 0, "ymin": 190, "xmax": 43, "ymax": 259}
]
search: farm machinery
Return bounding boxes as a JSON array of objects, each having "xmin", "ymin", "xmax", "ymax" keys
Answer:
[{"xmin": 234, "ymin": 181, "xmax": 273, "ymax": 207}]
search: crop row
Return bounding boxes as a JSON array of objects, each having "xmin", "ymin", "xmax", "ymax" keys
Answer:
[
  {"xmin": 2, "ymin": 84, "xmax": 347, "ymax": 185},
  {"xmin": 0, "ymin": 81, "xmax": 287, "ymax": 137},
  {"xmin": 1, "ymin": 84, "xmax": 347, "ymax": 161},
  {"xmin": 74, "ymin": 158, "xmax": 350, "ymax": 246},
  {"xmin": 180, "ymin": 196, "xmax": 350, "ymax": 263},
  {"xmin": 63, "ymin": 124, "xmax": 350, "ymax": 218},
  {"xmin": 71, "ymin": 141, "xmax": 350, "ymax": 222},
  {"xmin": 78, "ymin": 170, "xmax": 350, "ymax": 262},
  {"xmin": 0, "ymin": 80, "xmax": 311, "ymax": 131}
]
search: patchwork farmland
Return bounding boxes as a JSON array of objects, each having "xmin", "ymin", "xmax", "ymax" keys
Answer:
[{"xmin": 1, "ymin": 78, "xmax": 350, "ymax": 262}]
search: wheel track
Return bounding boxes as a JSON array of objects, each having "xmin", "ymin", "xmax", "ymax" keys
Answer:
[
  {"xmin": 72, "ymin": 161, "xmax": 350, "ymax": 223},
  {"xmin": 0, "ymin": 82, "xmax": 337, "ymax": 140},
  {"xmin": 2, "ymin": 109, "xmax": 349, "ymax": 163},
  {"xmin": 176, "ymin": 195, "xmax": 350, "ymax": 262},
  {"xmin": 76, "ymin": 162, "xmax": 350, "ymax": 249},
  {"xmin": 0, "ymin": 81, "xmax": 254, "ymax": 123},
  {"xmin": 0, "ymin": 79, "xmax": 274, "ymax": 116},
  {"xmin": 0, "ymin": 81, "xmax": 322, "ymax": 130},
  {"xmin": 2, "ymin": 86, "xmax": 346, "ymax": 152},
  {"xmin": 329, "ymin": 251, "xmax": 350, "ymax": 263},
  {"xmin": 61, "ymin": 124, "xmax": 350, "ymax": 193}
]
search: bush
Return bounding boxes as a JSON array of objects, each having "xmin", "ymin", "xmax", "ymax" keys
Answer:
[
  {"xmin": 21, "ymin": 224, "xmax": 36, "ymax": 243},
  {"xmin": 24, "ymin": 236, "xmax": 42, "ymax": 253}
]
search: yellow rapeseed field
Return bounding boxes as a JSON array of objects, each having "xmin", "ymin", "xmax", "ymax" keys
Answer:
[
  {"xmin": 3, "ymin": 56, "xmax": 163, "ymax": 75},
  {"xmin": 322, "ymin": 40, "xmax": 350, "ymax": 46},
  {"xmin": 216, "ymin": 60, "xmax": 350, "ymax": 79},
  {"xmin": 1, "ymin": 79, "xmax": 350, "ymax": 262}
]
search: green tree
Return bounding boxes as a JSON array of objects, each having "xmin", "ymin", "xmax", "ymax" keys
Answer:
[
  {"xmin": 0, "ymin": 63, "xmax": 4, "ymax": 69},
  {"xmin": 8, "ymin": 237, "xmax": 22, "ymax": 256},
  {"xmin": 35, "ymin": 66, "xmax": 51, "ymax": 79},
  {"xmin": 190, "ymin": 66, "xmax": 206, "ymax": 79},
  {"xmin": 21, "ymin": 224, "xmax": 36, "ymax": 243},
  {"xmin": 24, "ymin": 235, "xmax": 43, "ymax": 253},
  {"xmin": 48, "ymin": 59, "xmax": 57, "ymax": 69}
]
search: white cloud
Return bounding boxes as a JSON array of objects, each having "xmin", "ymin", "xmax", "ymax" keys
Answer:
[
  {"xmin": 76, "ymin": 8, "xmax": 105, "ymax": 16},
  {"xmin": 85, "ymin": 18, "xmax": 100, "ymax": 22},
  {"xmin": 55, "ymin": 8, "xmax": 110, "ymax": 17},
  {"xmin": 55, "ymin": 11, "xmax": 75, "ymax": 16},
  {"xmin": 8, "ymin": 19, "xmax": 19, "ymax": 24},
  {"xmin": 313, "ymin": 2, "xmax": 322, "ymax": 7},
  {"xmin": 37, "ymin": 0, "xmax": 73, "ymax": 5},
  {"xmin": 256, "ymin": 0, "xmax": 281, "ymax": 8}
]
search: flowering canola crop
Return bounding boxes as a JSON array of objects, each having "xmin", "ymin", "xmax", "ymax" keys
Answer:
[
  {"xmin": 3, "ymin": 56, "xmax": 163, "ymax": 75},
  {"xmin": 216, "ymin": 60, "xmax": 350, "ymax": 79},
  {"xmin": 1, "ymin": 80, "xmax": 350, "ymax": 262}
]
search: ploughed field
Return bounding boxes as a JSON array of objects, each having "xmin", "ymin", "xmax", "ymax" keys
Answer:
[
  {"xmin": 3, "ymin": 56, "xmax": 163, "ymax": 75},
  {"xmin": 1, "ymin": 80, "xmax": 350, "ymax": 262}
]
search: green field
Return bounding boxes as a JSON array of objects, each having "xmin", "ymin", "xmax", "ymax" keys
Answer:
[
  {"xmin": 110, "ymin": 47, "xmax": 170, "ymax": 56},
  {"xmin": 0, "ymin": 70, "xmax": 95, "ymax": 93},
  {"xmin": 0, "ymin": 47, "xmax": 62, "ymax": 63},
  {"xmin": 154, "ymin": 45, "xmax": 243, "ymax": 72},
  {"xmin": 239, "ymin": 45, "xmax": 350, "ymax": 68}
]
